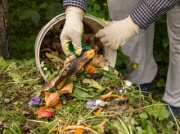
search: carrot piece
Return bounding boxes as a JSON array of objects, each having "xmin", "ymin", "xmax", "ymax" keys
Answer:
[
  {"xmin": 94, "ymin": 108, "xmax": 103, "ymax": 116},
  {"xmin": 85, "ymin": 64, "xmax": 97, "ymax": 73},
  {"xmin": 74, "ymin": 128, "xmax": 85, "ymax": 134}
]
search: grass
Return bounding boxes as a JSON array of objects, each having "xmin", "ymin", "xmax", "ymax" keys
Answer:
[{"xmin": 0, "ymin": 57, "xmax": 180, "ymax": 134}]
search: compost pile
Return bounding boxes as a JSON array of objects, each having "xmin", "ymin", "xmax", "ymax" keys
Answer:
[{"xmin": 31, "ymin": 22, "xmax": 179, "ymax": 134}]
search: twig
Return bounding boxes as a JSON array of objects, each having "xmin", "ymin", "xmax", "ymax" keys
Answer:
[{"xmin": 29, "ymin": 119, "xmax": 49, "ymax": 124}]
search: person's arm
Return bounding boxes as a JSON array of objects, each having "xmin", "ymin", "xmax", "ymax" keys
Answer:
[
  {"xmin": 131, "ymin": 0, "xmax": 180, "ymax": 29},
  {"xmin": 63, "ymin": 0, "xmax": 88, "ymax": 12},
  {"xmin": 60, "ymin": 0, "xmax": 88, "ymax": 56},
  {"xmin": 96, "ymin": 0, "xmax": 180, "ymax": 50}
]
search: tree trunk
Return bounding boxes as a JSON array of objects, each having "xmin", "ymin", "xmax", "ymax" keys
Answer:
[{"xmin": 0, "ymin": 0, "xmax": 9, "ymax": 59}]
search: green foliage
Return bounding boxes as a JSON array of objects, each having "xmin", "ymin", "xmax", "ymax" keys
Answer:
[
  {"xmin": 0, "ymin": 56, "xmax": 42, "ymax": 133},
  {"xmin": 145, "ymin": 102, "xmax": 169, "ymax": 121},
  {"xmin": 87, "ymin": 0, "xmax": 109, "ymax": 20},
  {"xmin": 0, "ymin": 57, "xmax": 179, "ymax": 133},
  {"xmin": 115, "ymin": 48, "xmax": 131, "ymax": 74},
  {"xmin": 153, "ymin": 15, "xmax": 169, "ymax": 89},
  {"xmin": 154, "ymin": 15, "xmax": 169, "ymax": 63},
  {"xmin": 9, "ymin": 0, "xmax": 65, "ymax": 59},
  {"xmin": 156, "ymin": 78, "xmax": 165, "ymax": 88}
]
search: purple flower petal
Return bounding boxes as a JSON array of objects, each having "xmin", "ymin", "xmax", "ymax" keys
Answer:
[
  {"xmin": 29, "ymin": 93, "xmax": 41, "ymax": 105},
  {"xmin": 86, "ymin": 100, "xmax": 101, "ymax": 109}
]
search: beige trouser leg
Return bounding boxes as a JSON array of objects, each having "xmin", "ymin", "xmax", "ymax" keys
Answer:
[
  {"xmin": 162, "ymin": 5, "xmax": 180, "ymax": 107},
  {"xmin": 107, "ymin": 0, "xmax": 157, "ymax": 85}
]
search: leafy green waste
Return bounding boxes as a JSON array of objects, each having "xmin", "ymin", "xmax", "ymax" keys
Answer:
[{"xmin": 0, "ymin": 56, "xmax": 179, "ymax": 134}]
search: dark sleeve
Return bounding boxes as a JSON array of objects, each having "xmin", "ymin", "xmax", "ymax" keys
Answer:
[
  {"xmin": 130, "ymin": 0, "xmax": 180, "ymax": 29},
  {"xmin": 63, "ymin": 0, "xmax": 88, "ymax": 12}
]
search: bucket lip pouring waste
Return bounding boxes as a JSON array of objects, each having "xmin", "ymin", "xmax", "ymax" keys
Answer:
[{"xmin": 34, "ymin": 13, "xmax": 117, "ymax": 81}]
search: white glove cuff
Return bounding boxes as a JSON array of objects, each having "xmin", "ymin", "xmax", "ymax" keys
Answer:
[
  {"xmin": 126, "ymin": 15, "xmax": 140, "ymax": 34},
  {"xmin": 65, "ymin": 7, "xmax": 84, "ymax": 21}
]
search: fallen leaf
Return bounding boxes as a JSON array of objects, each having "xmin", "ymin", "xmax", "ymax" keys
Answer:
[
  {"xmin": 38, "ymin": 107, "xmax": 55, "ymax": 118},
  {"xmin": 82, "ymin": 78, "xmax": 103, "ymax": 89},
  {"xmin": 46, "ymin": 92, "xmax": 59, "ymax": 107},
  {"xmin": 45, "ymin": 52, "xmax": 63, "ymax": 63},
  {"xmin": 54, "ymin": 101, "xmax": 63, "ymax": 109},
  {"xmin": 45, "ymin": 92, "xmax": 51, "ymax": 103},
  {"xmin": 58, "ymin": 83, "xmax": 73, "ymax": 94}
]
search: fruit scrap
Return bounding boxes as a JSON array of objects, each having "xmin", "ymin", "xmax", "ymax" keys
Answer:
[
  {"xmin": 45, "ymin": 92, "xmax": 59, "ymax": 107},
  {"xmin": 94, "ymin": 108, "xmax": 103, "ymax": 116},
  {"xmin": 74, "ymin": 128, "xmax": 85, "ymax": 134},
  {"xmin": 55, "ymin": 49, "xmax": 95, "ymax": 89},
  {"xmin": 38, "ymin": 107, "xmax": 55, "ymax": 118},
  {"xmin": 58, "ymin": 82, "xmax": 73, "ymax": 94},
  {"xmin": 62, "ymin": 125, "xmax": 98, "ymax": 134},
  {"xmin": 100, "ymin": 94, "xmax": 125, "ymax": 100},
  {"xmin": 85, "ymin": 64, "xmax": 98, "ymax": 73}
]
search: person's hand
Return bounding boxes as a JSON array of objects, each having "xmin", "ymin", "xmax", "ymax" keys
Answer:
[
  {"xmin": 60, "ymin": 7, "xmax": 84, "ymax": 56},
  {"xmin": 95, "ymin": 16, "xmax": 140, "ymax": 50}
]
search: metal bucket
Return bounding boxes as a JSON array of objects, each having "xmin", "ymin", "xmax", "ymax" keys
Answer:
[{"xmin": 35, "ymin": 13, "xmax": 117, "ymax": 81}]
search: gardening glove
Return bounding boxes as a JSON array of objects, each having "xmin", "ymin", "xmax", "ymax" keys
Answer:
[
  {"xmin": 60, "ymin": 7, "xmax": 84, "ymax": 56},
  {"xmin": 95, "ymin": 15, "xmax": 140, "ymax": 50}
]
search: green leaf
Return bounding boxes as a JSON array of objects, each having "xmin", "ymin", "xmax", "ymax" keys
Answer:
[
  {"xmin": 72, "ymin": 88, "xmax": 95, "ymax": 100},
  {"xmin": 82, "ymin": 78, "xmax": 103, "ymax": 89},
  {"xmin": 162, "ymin": 37, "xmax": 169, "ymax": 49},
  {"xmin": 31, "ymin": 10, "xmax": 40, "ymax": 25},
  {"xmin": 139, "ymin": 118, "xmax": 148, "ymax": 129},
  {"xmin": 5, "ymin": 62, "xmax": 17, "ymax": 72},
  {"xmin": 88, "ymin": 0, "xmax": 94, "ymax": 6},
  {"xmin": 147, "ymin": 123, "xmax": 156, "ymax": 134},
  {"xmin": 156, "ymin": 79, "xmax": 165, "ymax": 88},
  {"xmin": 0, "ymin": 56, "xmax": 11, "ymax": 72},
  {"xmin": 89, "ymin": 11, "xmax": 99, "ymax": 18},
  {"xmin": 141, "ymin": 123, "xmax": 157, "ymax": 134},
  {"xmin": 156, "ymin": 81, "xmax": 162, "ymax": 88},
  {"xmin": 46, "ymin": 3, "xmax": 64, "ymax": 19},
  {"xmin": 39, "ymin": 2, "xmax": 49, "ymax": 9},
  {"xmin": 99, "ymin": 69, "xmax": 119, "ymax": 80},
  {"xmin": 18, "ymin": 9, "xmax": 32, "ymax": 20},
  {"xmin": 139, "ymin": 112, "xmax": 148, "ymax": 119},
  {"xmin": 145, "ymin": 102, "xmax": 169, "ymax": 121},
  {"xmin": 86, "ymin": 7, "xmax": 93, "ymax": 13},
  {"xmin": 8, "ymin": 72, "xmax": 23, "ymax": 82},
  {"xmin": 18, "ymin": 9, "xmax": 40, "ymax": 25},
  {"xmin": 3, "ymin": 129, "xmax": 12, "ymax": 134},
  {"xmin": 97, "ymin": 12, "xmax": 105, "ymax": 18},
  {"xmin": 94, "ymin": 4, "xmax": 101, "ymax": 11}
]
